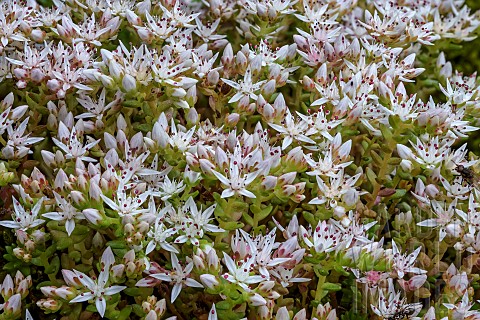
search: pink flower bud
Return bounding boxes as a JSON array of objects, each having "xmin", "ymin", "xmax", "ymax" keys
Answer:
[
  {"xmin": 126, "ymin": 10, "xmax": 141, "ymax": 26},
  {"xmin": 30, "ymin": 29, "xmax": 46, "ymax": 42},
  {"xmin": 4, "ymin": 293, "xmax": 22, "ymax": 316},
  {"xmin": 279, "ymin": 172, "xmax": 296, "ymax": 185},
  {"xmin": 425, "ymin": 184, "xmax": 439, "ymax": 198},
  {"xmin": 31, "ymin": 68, "xmax": 45, "ymax": 83},
  {"xmin": 248, "ymin": 293, "xmax": 267, "ymax": 306},
  {"xmin": 200, "ymin": 274, "xmax": 219, "ymax": 290},
  {"xmin": 82, "ymin": 209, "xmax": 102, "ymax": 225},
  {"xmin": 282, "ymin": 185, "xmax": 296, "ymax": 196},
  {"xmin": 400, "ymin": 159, "xmax": 412, "ymax": 172},
  {"xmin": 261, "ymin": 176, "xmax": 277, "ymax": 190},
  {"xmin": 236, "ymin": 51, "xmax": 247, "ymax": 69},
  {"xmin": 221, "ymin": 44, "xmax": 234, "ymax": 66},
  {"xmin": 47, "ymin": 79, "xmax": 61, "ymax": 92},
  {"xmin": 13, "ymin": 68, "xmax": 28, "ymax": 79},
  {"xmin": 207, "ymin": 70, "xmax": 220, "ymax": 86},
  {"xmin": 1, "ymin": 275, "xmax": 14, "ymax": 298},
  {"xmin": 261, "ymin": 79, "xmax": 276, "ymax": 97},
  {"xmin": 226, "ymin": 113, "xmax": 240, "ymax": 126},
  {"xmin": 145, "ymin": 310, "xmax": 158, "ymax": 320},
  {"xmin": 199, "ymin": 159, "xmax": 215, "ymax": 174},
  {"xmin": 193, "ymin": 255, "xmax": 206, "ymax": 269}
]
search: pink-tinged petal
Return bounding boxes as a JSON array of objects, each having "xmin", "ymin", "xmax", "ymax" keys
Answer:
[
  {"xmin": 42, "ymin": 212, "xmax": 64, "ymax": 221},
  {"xmin": 145, "ymin": 241, "xmax": 156, "ymax": 255},
  {"xmin": 160, "ymin": 243, "xmax": 180, "ymax": 253},
  {"xmin": 244, "ymin": 275, "xmax": 265, "ymax": 284},
  {"xmin": 208, "ymin": 304, "xmax": 217, "ymax": 320},
  {"xmin": 222, "ymin": 252, "xmax": 237, "ymax": 274},
  {"xmin": 308, "ymin": 197, "xmax": 326, "ymax": 205},
  {"xmin": 70, "ymin": 292, "xmax": 95, "ymax": 303},
  {"xmin": 282, "ymin": 136, "xmax": 293, "ymax": 150}
]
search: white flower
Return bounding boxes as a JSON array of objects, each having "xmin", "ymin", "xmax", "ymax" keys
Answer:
[
  {"xmin": 211, "ymin": 143, "xmax": 261, "ymax": 198},
  {"xmin": 417, "ymin": 200, "xmax": 460, "ymax": 242},
  {"xmin": 0, "ymin": 196, "xmax": 45, "ymax": 231},
  {"xmin": 222, "ymin": 67, "xmax": 266, "ymax": 103},
  {"xmin": 371, "ymin": 279, "xmax": 422, "ymax": 319},
  {"xmin": 300, "ymin": 220, "xmax": 339, "ymax": 253},
  {"xmin": 309, "ymin": 169, "xmax": 362, "ymax": 208},
  {"xmin": 52, "ymin": 122, "xmax": 100, "ymax": 162},
  {"xmin": 221, "ymin": 252, "xmax": 265, "ymax": 291},
  {"xmin": 390, "ymin": 240, "xmax": 426, "ymax": 279},
  {"xmin": 444, "ymin": 291, "xmax": 480, "ymax": 319},
  {"xmin": 149, "ymin": 253, "xmax": 203, "ymax": 303},
  {"xmin": 172, "ymin": 197, "xmax": 224, "ymax": 246},
  {"xmin": 269, "ymin": 266, "xmax": 310, "ymax": 288},
  {"xmin": 75, "ymin": 88, "xmax": 116, "ymax": 121},
  {"xmin": 145, "ymin": 216, "xmax": 178, "ymax": 254},
  {"xmin": 305, "ymin": 134, "xmax": 352, "ymax": 176},
  {"xmin": 151, "ymin": 176, "xmax": 186, "ymax": 201},
  {"xmin": 69, "ymin": 247, "xmax": 126, "ymax": 318},
  {"xmin": 43, "ymin": 191, "xmax": 85, "ymax": 236},
  {"xmin": 3, "ymin": 117, "xmax": 44, "ymax": 159},
  {"xmin": 268, "ymin": 109, "xmax": 315, "ymax": 150},
  {"xmin": 101, "ymin": 184, "xmax": 150, "ymax": 217}
]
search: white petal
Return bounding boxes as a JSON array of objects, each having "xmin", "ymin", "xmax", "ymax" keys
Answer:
[
  {"xmin": 171, "ymin": 283, "xmax": 182, "ymax": 302},
  {"xmin": 96, "ymin": 297, "xmax": 107, "ymax": 317},
  {"xmin": 65, "ymin": 219, "xmax": 76, "ymax": 236},
  {"xmin": 70, "ymin": 292, "xmax": 95, "ymax": 303}
]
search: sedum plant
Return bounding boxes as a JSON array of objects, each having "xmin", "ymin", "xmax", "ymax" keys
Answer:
[{"xmin": 1, "ymin": 0, "xmax": 480, "ymax": 319}]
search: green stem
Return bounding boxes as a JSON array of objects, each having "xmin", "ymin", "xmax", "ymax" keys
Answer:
[{"xmin": 314, "ymin": 274, "xmax": 326, "ymax": 302}]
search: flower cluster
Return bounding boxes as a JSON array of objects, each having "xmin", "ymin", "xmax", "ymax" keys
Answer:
[{"xmin": 0, "ymin": 0, "xmax": 480, "ymax": 319}]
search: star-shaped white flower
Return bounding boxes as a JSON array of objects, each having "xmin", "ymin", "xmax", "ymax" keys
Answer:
[
  {"xmin": 52, "ymin": 122, "xmax": 100, "ymax": 163},
  {"xmin": 0, "ymin": 196, "xmax": 45, "ymax": 231},
  {"xmin": 149, "ymin": 252, "xmax": 203, "ymax": 303},
  {"xmin": 43, "ymin": 191, "xmax": 85, "ymax": 236},
  {"xmin": 69, "ymin": 247, "xmax": 126, "ymax": 318}
]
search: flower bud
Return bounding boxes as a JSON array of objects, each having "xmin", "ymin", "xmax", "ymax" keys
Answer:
[
  {"xmin": 207, "ymin": 70, "xmax": 220, "ymax": 86},
  {"xmin": 261, "ymin": 176, "xmax": 277, "ymax": 190},
  {"xmin": 221, "ymin": 43, "xmax": 234, "ymax": 66},
  {"xmin": 126, "ymin": 10, "xmax": 141, "ymax": 26},
  {"xmin": 248, "ymin": 293, "xmax": 267, "ymax": 306},
  {"xmin": 278, "ymin": 172, "xmax": 296, "ymax": 186},
  {"xmin": 261, "ymin": 79, "xmax": 276, "ymax": 98},
  {"xmin": 200, "ymin": 274, "xmax": 220, "ymax": 290},
  {"xmin": 83, "ymin": 209, "xmax": 102, "ymax": 225},
  {"xmin": 225, "ymin": 113, "xmax": 240, "ymax": 126},
  {"xmin": 179, "ymin": 110, "xmax": 196, "ymax": 129},
  {"xmin": 13, "ymin": 68, "xmax": 28, "ymax": 79},
  {"xmin": 400, "ymin": 159, "xmax": 412, "ymax": 172},
  {"xmin": 31, "ymin": 68, "xmax": 45, "ymax": 83},
  {"xmin": 122, "ymin": 74, "xmax": 137, "ymax": 92},
  {"xmin": 31, "ymin": 29, "xmax": 46, "ymax": 42},
  {"xmin": 47, "ymin": 79, "xmax": 61, "ymax": 92},
  {"xmin": 4, "ymin": 293, "xmax": 22, "ymax": 317}
]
